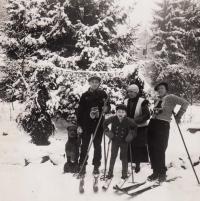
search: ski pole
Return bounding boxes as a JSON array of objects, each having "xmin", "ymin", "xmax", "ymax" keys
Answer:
[
  {"xmin": 129, "ymin": 143, "xmax": 134, "ymax": 183},
  {"xmin": 103, "ymin": 131, "xmax": 108, "ymax": 180},
  {"xmin": 102, "ymin": 139, "xmax": 111, "ymax": 180},
  {"xmin": 77, "ymin": 96, "xmax": 109, "ymax": 178},
  {"xmin": 173, "ymin": 113, "xmax": 200, "ymax": 185},
  {"xmin": 103, "ymin": 131, "xmax": 106, "ymax": 179}
]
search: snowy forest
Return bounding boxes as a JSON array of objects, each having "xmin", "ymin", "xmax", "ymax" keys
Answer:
[{"xmin": 0, "ymin": 0, "xmax": 200, "ymax": 201}]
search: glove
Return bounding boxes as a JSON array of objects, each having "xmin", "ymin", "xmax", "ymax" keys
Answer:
[
  {"xmin": 102, "ymin": 105, "xmax": 109, "ymax": 113},
  {"xmin": 125, "ymin": 130, "xmax": 137, "ymax": 143},
  {"xmin": 90, "ymin": 107, "xmax": 99, "ymax": 119},
  {"xmin": 104, "ymin": 130, "xmax": 114, "ymax": 139},
  {"xmin": 153, "ymin": 108, "xmax": 163, "ymax": 115},
  {"xmin": 77, "ymin": 126, "xmax": 83, "ymax": 134},
  {"xmin": 175, "ymin": 114, "xmax": 181, "ymax": 124}
]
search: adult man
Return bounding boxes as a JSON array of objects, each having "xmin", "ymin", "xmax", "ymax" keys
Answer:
[
  {"xmin": 77, "ymin": 76, "xmax": 110, "ymax": 175},
  {"xmin": 124, "ymin": 84, "xmax": 150, "ymax": 173},
  {"xmin": 148, "ymin": 82, "xmax": 189, "ymax": 182}
]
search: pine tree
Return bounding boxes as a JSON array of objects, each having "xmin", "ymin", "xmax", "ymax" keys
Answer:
[
  {"xmin": 17, "ymin": 70, "xmax": 55, "ymax": 145},
  {"xmin": 150, "ymin": 0, "xmax": 200, "ymax": 104},
  {"xmin": 182, "ymin": 1, "xmax": 200, "ymax": 68},
  {"xmin": 152, "ymin": 0, "xmax": 200, "ymax": 67},
  {"xmin": 152, "ymin": 0, "xmax": 186, "ymax": 64},
  {"xmin": 1, "ymin": 0, "xmax": 137, "ymax": 71},
  {"xmin": 0, "ymin": 0, "xmax": 140, "ymax": 144}
]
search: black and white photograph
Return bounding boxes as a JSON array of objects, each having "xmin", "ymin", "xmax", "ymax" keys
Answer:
[{"xmin": 0, "ymin": 0, "xmax": 200, "ymax": 200}]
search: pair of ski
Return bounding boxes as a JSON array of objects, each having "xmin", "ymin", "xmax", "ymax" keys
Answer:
[
  {"xmin": 79, "ymin": 174, "xmax": 99, "ymax": 194},
  {"xmin": 114, "ymin": 176, "xmax": 180, "ymax": 196},
  {"xmin": 102, "ymin": 176, "xmax": 130, "ymax": 191}
]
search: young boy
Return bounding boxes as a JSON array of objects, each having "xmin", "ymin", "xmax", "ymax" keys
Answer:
[{"xmin": 103, "ymin": 104, "xmax": 137, "ymax": 180}]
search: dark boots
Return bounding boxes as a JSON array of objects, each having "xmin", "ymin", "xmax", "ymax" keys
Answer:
[
  {"xmin": 78, "ymin": 164, "xmax": 86, "ymax": 176},
  {"xmin": 93, "ymin": 166, "xmax": 100, "ymax": 175},
  {"xmin": 147, "ymin": 171, "xmax": 159, "ymax": 181},
  {"xmin": 148, "ymin": 171, "xmax": 167, "ymax": 182},
  {"xmin": 135, "ymin": 163, "xmax": 140, "ymax": 173}
]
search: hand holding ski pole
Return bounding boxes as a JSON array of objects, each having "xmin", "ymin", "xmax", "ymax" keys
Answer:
[{"xmin": 77, "ymin": 126, "xmax": 83, "ymax": 134}]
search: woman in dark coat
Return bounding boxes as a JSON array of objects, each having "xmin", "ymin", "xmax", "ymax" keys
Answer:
[{"xmin": 124, "ymin": 84, "xmax": 150, "ymax": 173}]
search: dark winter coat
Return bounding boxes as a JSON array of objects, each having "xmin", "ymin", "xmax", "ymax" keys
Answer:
[
  {"xmin": 126, "ymin": 96, "xmax": 150, "ymax": 126},
  {"xmin": 126, "ymin": 96, "xmax": 150, "ymax": 163},
  {"xmin": 77, "ymin": 88, "xmax": 110, "ymax": 132},
  {"xmin": 103, "ymin": 116, "xmax": 137, "ymax": 142},
  {"xmin": 126, "ymin": 96, "xmax": 150, "ymax": 146}
]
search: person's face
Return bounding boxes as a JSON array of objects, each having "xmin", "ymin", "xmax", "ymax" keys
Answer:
[
  {"xmin": 127, "ymin": 90, "xmax": 138, "ymax": 98},
  {"xmin": 157, "ymin": 85, "xmax": 167, "ymax": 97},
  {"xmin": 89, "ymin": 79, "xmax": 100, "ymax": 91},
  {"xmin": 116, "ymin": 109, "xmax": 127, "ymax": 120}
]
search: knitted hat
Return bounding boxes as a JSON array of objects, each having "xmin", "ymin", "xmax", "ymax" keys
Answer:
[
  {"xmin": 88, "ymin": 76, "xmax": 101, "ymax": 82},
  {"xmin": 116, "ymin": 104, "xmax": 127, "ymax": 112},
  {"xmin": 154, "ymin": 82, "xmax": 169, "ymax": 91},
  {"xmin": 127, "ymin": 84, "xmax": 139, "ymax": 94}
]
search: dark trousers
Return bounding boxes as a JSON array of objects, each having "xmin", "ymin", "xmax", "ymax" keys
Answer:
[
  {"xmin": 108, "ymin": 140, "xmax": 128, "ymax": 178},
  {"xmin": 147, "ymin": 119, "xmax": 170, "ymax": 174},
  {"xmin": 128, "ymin": 126, "xmax": 149, "ymax": 163},
  {"xmin": 79, "ymin": 128, "xmax": 103, "ymax": 168}
]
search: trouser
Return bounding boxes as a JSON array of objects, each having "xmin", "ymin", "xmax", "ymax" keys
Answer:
[
  {"xmin": 147, "ymin": 119, "xmax": 170, "ymax": 174},
  {"xmin": 79, "ymin": 128, "xmax": 103, "ymax": 168},
  {"xmin": 128, "ymin": 126, "xmax": 149, "ymax": 164},
  {"xmin": 108, "ymin": 140, "xmax": 128, "ymax": 178}
]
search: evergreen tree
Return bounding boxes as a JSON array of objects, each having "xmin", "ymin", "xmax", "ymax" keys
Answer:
[
  {"xmin": 152, "ymin": 0, "xmax": 200, "ymax": 66},
  {"xmin": 183, "ymin": 1, "xmax": 200, "ymax": 68},
  {"xmin": 152, "ymin": 0, "xmax": 186, "ymax": 64},
  {"xmin": 150, "ymin": 0, "xmax": 200, "ymax": 104},
  {"xmin": 0, "ymin": 0, "xmax": 137, "ymax": 71},
  {"xmin": 17, "ymin": 70, "xmax": 55, "ymax": 145},
  {"xmin": 0, "ymin": 0, "xmax": 140, "ymax": 144}
]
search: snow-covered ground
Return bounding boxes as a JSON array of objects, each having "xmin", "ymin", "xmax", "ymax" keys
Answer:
[{"xmin": 0, "ymin": 102, "xmax": 200, "ymax": 201}]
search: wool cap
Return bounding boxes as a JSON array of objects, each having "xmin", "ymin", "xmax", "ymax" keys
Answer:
[
  {"xmin": 127, "ymin": 84, "xmax": 139, "ymax": 94},
  {"xmin": 116, "ymin": 104, "xmax": 127, "ymax": 112},
  {"xmin": 154, "ymin": 82, "xmax": 169, "ymax": 91},
  {"xmin": 88, "ymin": 76, "xmax": 101, "ymax": 82}
]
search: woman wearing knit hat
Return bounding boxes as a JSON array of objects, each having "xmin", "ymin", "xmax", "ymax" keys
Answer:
[
  {"xmin": 147, "ymin": 82, "xmax": 189, "ymax": 182},
  {"xmin": 124, "ymin": 84, "xmax": 151, "ymax": 173}
]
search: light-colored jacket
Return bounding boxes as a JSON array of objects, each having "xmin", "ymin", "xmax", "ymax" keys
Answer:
[{"xmin": 152, "ymin": 94, "xmax": 189, "ymax": 122}]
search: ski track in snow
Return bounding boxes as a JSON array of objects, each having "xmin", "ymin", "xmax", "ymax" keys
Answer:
[{"xmin": 0, "ymin": 102, "xmax": 200, "ymax": 201}]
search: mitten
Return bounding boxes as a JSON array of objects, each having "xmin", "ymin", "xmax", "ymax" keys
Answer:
[
  {"xmin": 153, "ymin": 107, "xmax": 163, "ymax": 115},
  {"xmin": 125, "ymin": 130, "xmax": 137, "ymax": 143},
  {"xmin": 90, "ymin": 107, "xmax": 99, "ymax": 119},
  {"xmin": 104, "ymin": 130, "xmax": 114, "ymax": 139},
  {"xmin": 77, "ymin": 126, "xmax": 83, "ymax": 134},
  {"xmin": 175, "ymin": 114, "xmax": 181, "ymax": 123}
]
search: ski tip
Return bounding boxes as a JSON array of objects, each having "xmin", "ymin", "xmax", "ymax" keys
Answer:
[
  {"xmin": 93, "ymin": 186, "xmax": 99, "ymax": 193},
  {"xmin": 79, "ymin": 189, "xmax": 84, "ymax": 194},
  {"xmin": 113, "ymin": 185, "xmax": 117, "ymax": 190},
  {"xmin": 102, "ymin": 186, "xmax": 107, "ymax": 191}
]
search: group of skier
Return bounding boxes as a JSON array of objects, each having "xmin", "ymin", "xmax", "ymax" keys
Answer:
[{"xmin": 73, "ymin": 75, "xmax": 189, "ymax": 184}]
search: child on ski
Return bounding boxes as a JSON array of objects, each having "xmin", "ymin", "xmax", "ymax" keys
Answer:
[{"xmin": 103, "ymin": 104, "xmax": 137, "ymax": 180}]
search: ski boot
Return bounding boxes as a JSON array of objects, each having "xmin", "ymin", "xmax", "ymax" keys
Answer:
[{"xmin": 147, "ymin": 172, "xmax": 159, "ymax": 181}]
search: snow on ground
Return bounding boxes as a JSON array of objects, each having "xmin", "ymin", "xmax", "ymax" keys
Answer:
[{"xmin": 0, "ymin": 102, "xmax": 200, "ymax": 201}]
